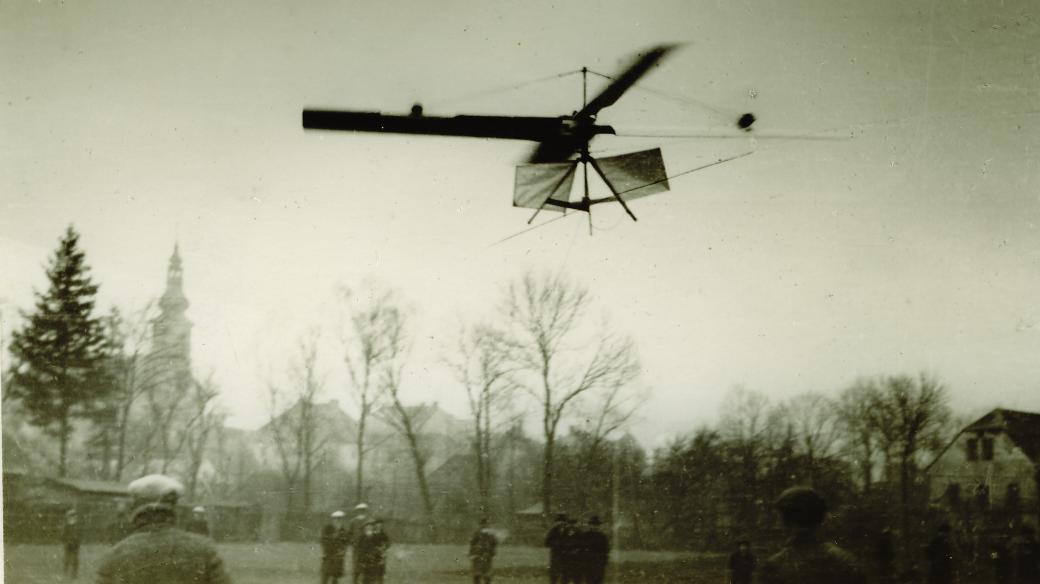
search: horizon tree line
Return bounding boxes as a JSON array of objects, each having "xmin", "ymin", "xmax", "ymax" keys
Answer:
[{"xmin": 4, "ymin": 224, "xmax": 975, "ymax": 551}]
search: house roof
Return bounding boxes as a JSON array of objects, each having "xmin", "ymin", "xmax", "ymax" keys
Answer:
[
  {"xmin": 260, "ymin": 399, "xmax": 358, "ymax": 443},
  {"xmin": 516, "ymin": 502, "xmax": 544, "ymax": 516},
  {"xmin": 52, "ymin": 478, "xmax": 129, "ymax": 496},
  {"xmin": 965, "ymin": 408, "xmax": 1040, "ymax": 461},
  {"xmin": 369, "ymin": 402, "xmax": 470, "ymax": 437}
]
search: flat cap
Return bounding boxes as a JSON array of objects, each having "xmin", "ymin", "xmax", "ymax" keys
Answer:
[
  {"xmin": 193, "ymin": 506, "xmax": 206, "ymax": 513},
  {"xmin": 331, "ymin": 510, "xmax": 346, "ymax": 518},
  {"xmin": 128, "ymin": 474, "xmax": 184, "ymax": 505},
  {"xmin": 354, "ymin": 503, "xmax": 369, "ymax": 511},
  {"xmin": 775, "ymin": 486, "xmax": 827, "ymax": 527}
]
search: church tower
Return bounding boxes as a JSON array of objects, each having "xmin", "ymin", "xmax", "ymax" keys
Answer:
[{"xmin": 152, "ymin": 243, "xmax": 192, "ymax": 377}]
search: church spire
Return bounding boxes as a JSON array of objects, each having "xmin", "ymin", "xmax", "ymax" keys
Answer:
[
  {"xmin": 160, "ymin": 243, "xmax": 188, "ymax": 312},
  {"xmin": 153, "ymin": 243, "xmax": 192, "ymax": 364}
]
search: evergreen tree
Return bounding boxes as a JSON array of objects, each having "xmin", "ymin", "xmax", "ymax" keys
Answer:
[{"xmin": 8, "ymin": 225, "xmax": 111, "ymax": 477}]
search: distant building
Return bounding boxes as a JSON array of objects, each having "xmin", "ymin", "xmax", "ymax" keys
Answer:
[
  {"xmin": 253, "ymin": 399, "xmax": 471, "ymax": 513},
  {"xmin": 2, "ymin": 473, "xmax": 130, "ymax": 543},
  {"xmin": 927, "ymin": 408, "xmax": 1040, "ymax": 525},
  {"xmin": 152, "ymin": 243, "xmax": 193, "ymax": 375}
]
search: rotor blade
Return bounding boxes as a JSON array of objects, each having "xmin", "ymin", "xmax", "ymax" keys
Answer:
[
  {"xmin": 302, "ymin": 110, "xmax": 566, "ymax": 142},
  {"xmin": 578, "ymin": 45, "xmax": 679, "ymax": 118}
]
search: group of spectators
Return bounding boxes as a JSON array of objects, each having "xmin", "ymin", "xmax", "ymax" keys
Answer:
[
  {"xmin": 924, "ymin": 522, "xmax": 1039, "ymax": 584},
  {"xmin": 55, "ymin": 471, "xmax": 1040, "ymax": 584},
  {"xmin": 319, "ymin": 504, "xmax": 390, "ymax": 584},
  {"xmin": 544, "ymin": 514, "xmax": 611, "ymax": 584},
  {"xmin": 727, "ymin": 487, "xmax": 1040, "ymax": 584}
]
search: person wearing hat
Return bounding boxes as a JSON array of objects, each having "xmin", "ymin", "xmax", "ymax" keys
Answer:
[
  {"xmin": 322, "ymin": 511, "xmax": 351, "ymax": 584},
  {"xmin": 728, "ymin": 539, "xmax": 756, "ymax": 584},
  {"xmin": 759, "ymin": 486, "xmax": 864, "ymax": 584},
  {"xmin": 188, "ymin": 506, "xmax": 210, "ymax": 537},
  {"xmin": 576, "ymin": 515, "xmax": 610, "ymax": 584},
  {"xmin": 62, "ymin": 508, "xmax": 82, "ymax": 579},
  {"xmin": 469, "ymin": 517, "xmax": 498, "ymax": 584},
  {"xmin": 347, "ymin": 503, "xmax": 371, "ymax": 584},
  {"xmin": 544, "ymin": 513, "xmax": 571, "ymax": 584},
  {"xmin": 355, "ymin": 518, "xmax": 390, "ymax": 584},
  {"xmin": 96, "ymin": 474, "xmax": 230, "ymax": 584}
]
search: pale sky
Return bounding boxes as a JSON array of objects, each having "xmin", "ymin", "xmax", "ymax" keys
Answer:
[{"xmin": 3, "ymin": 0, "xmax": 1039, "ymax": 447}]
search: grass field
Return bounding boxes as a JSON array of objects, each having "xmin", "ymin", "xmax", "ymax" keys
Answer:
[{"xmin": 3, "ymin": 543, "xmax": 727, "ymax": 583}]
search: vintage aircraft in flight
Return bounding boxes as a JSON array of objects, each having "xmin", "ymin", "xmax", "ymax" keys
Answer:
[{"xmin": 302, "ymin": 45, "xmax": 759, "ymax": 225}]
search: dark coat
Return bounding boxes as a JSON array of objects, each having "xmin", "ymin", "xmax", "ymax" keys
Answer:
[
  {"xmin": 469, "ymin": 528, "xmax": 498, "ymax": 573},
  {"xmin": 926, "ymin": 532, "xmax": 956, "ymax": 584},
  {"xmin": 578, "ymin": 527, "xmax": 610, "ymax": 584},
  {"xmin": 728, "ymin": 550, "xmax": 756, "ymax": 584},
  {"xmin": 62, "ymin": 520, "xmax": 82, "ymax": 549},
  {"xmin": 1010, "ymin": 532, "xmax": 1039, "ymax": 584},
  {"xmin": 187, "ymin": 517, "xmax": 210, "ymax": 538},
  {"xmin": 356, "ymin": 530, "xmax": 390, "ymax": 576},
  {"xmin": 347, "ymin": 515, "xmax": 369, "ymax": 546},
  {"xmin": 321, "ymin": 525, "xmax": 351, "ymax": 576},
  {"xmin": 760, "ymin": 534, "xmax": 865, "ymax": 584},
  {"xmin": 96, "ymin": 508, "xmax": 231, "ymax": 584},
  {"xmin": 545, "ymin": 521, "xmax": 569, "ymax": 563}
]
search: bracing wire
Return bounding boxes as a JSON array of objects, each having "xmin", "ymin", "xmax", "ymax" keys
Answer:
[
  {"xmin": 614, "ymin": 131, "xmax": 847, "ymax": 140},
  {"xmin": 426, "ymin": 70, "xmax": 584, "ymax": 109},
  {"xmin": 488, "ymin": 212, "xmax": 578, "ymax": 248}
]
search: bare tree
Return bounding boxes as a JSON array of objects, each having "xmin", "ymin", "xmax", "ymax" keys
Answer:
[
  {"xmin": 569, "ymin": 375, "xmax": 645, "ymax": 512},
  {"xmin": 868, "ymin": 373, "xmax": 951, "ymax": 539},
  {"xmin": 781, "ymin": 392, "xmax": 839, "ymax": 486},
  {"xmin": 341, "ymin": 286, "xmax": 405, "ymax": 505},
  {"xmin": 835, "ymin": 378, "xmax": 882, "ymax": 492},
  {"xmin": 718, "ymin": 386, "xmax": 773, "ymax": 465},
  {"xmin": 447, "ymin": 323, "xmax": 516, "ymax": 520},
  {"xmin": 265, "ymin": 335, "xmax": 329, "ymax": 513},
  {"xmin": 142, "ymin": 364, "xmax": 192, "ymax": 474},
  {"xmin": 499, "ymin": 271, "xmax": 640, "ymax": 520},
  {"xmin": 183, "ymin": 374, "xmax": 223, "ymax": 500},
  {"xmin": 575, "ymin": 378, "xmax": 644, "ymax": 462},
  {"xmin": 208, "ymin": 423, "xmax": 259, "ymax": 501},
  {"xmin": 97, "ymin": 302, "xmax": 182, "ymax": 480},
  {"xmin": 717, "ymin": 386, "xmax": 777, "ymax": 530},
  {"xmin": 372, "ymin": 300, "xmax": 438, "ymax": 539}
]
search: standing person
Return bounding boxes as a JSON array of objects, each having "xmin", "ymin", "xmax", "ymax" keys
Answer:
[
  {"xmin": 579, "ymin": 516, "xmax": 610, "ymax": 584},
  {"xmin": 1010, "ymin": 525, "xmax": 1039, "ymax": 584},
  {"xmin": 545, "ymin": 514, "xmax": 570, "ymax": 584},
  {"xmin": 188, "ymin": 506, "xmax": 211, "ymax": 537},
  {"xmin": 873, "ymin": 528, "xmax": 896, "ymax": 584},
  {"xmin": 96, "ymin": 474, "xmax": 231, "ymax": 584},
  {"xmin": 990, "ymin": 532, "xmax": 1012, "ymax": 584},
  {"xmin": 322, "ymin": 511, "xmax": 351, "ymax": 584},
  {"xmin": 559, "ymin": 517, "xmax": 582, "ymax": 584},
  {"xmin": 926, "ymin": 523, "xmax": 956, "ymax": 584},
  {"xmin": 728, "ymin": 540, "xmax": 756, "ymax": 584},
  {"xmin": 356, "ymin": 519, "xmax": 390, "ymax": 584},
  {"xmin": 759, "ymin": 486, "xmax": 865, "ymax": 584},
  {"xmin": 347, "ymin": 503, "xmax": 371, "ymax": 584},
  {"xmin": 62, "ymin": 509, "xmax": 82, "ymax": 580},
  {"xmin": 469, "ymin": 518, "xmax": 498, "ymax": 584}
]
